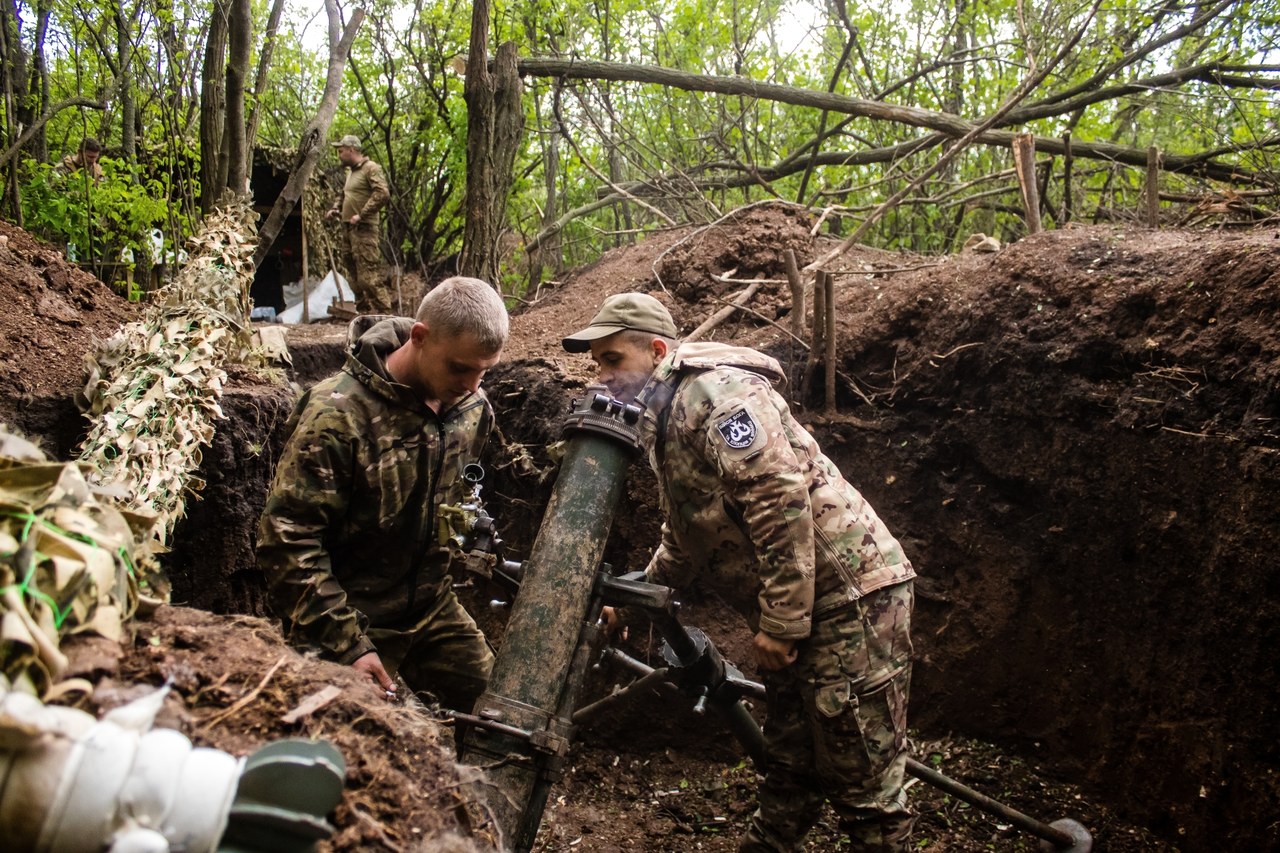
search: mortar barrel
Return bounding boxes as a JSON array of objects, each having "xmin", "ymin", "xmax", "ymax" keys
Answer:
[{"xmin": 460, "ymin": 388, "xmax": 640, "ymax": 850}]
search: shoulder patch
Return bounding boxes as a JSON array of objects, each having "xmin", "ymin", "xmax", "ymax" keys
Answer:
[{"xmin": 716, "ymin": 408, "xmax": 759, "ymax": 449}]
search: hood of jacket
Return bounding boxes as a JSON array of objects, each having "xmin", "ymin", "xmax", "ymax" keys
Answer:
[{"xmin": 341, "ymin": 315, "xmax": 424, "ymax": 411}]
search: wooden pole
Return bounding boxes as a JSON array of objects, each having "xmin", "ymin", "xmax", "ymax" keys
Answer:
[
  {"xmin": 824, "ymin": 271, "xmax": 836, "ymax": 413},
  {"xmin": 1146, "ymin": 145, "xmax": 1161, "ymax": 228},
  {"xmin": 301, "ymin": 204, "xmax": 310, "ymax": 323},
  {"xmin": 800, "ymin": 268, "xmax": 827, "ymax": 405},
  {"xmin": 1012, "ymin": 133, "xmax": 1041, "ymax": 234},
  {"xmin": 1061, "ymin": 132, "xmax": 1073, "ymax": 225},
  {"xmin": 784, "ymin": 248, "xmax": 804, "ymax": 340},
  {"xmin": 685, "ymin": 280, "xmax": 762, "ymax": 342}
]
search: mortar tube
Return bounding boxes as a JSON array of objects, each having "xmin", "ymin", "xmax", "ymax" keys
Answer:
[{"xmin": 459, "ymin": 388, "xmax": 640, "ymax": 851}]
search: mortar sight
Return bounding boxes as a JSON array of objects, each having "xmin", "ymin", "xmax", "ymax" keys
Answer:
[{"xmin": 562, "ymin": 384, "xmax": 643, "ymax": 449}]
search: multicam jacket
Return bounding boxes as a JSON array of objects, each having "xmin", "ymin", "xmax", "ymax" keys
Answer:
[
  {"xmin": 257, "ymin": 316, "xmax": 494, "ymax": 663},
  {"xmin": 636, "ymin": 342, "xmax": 915, "ymax": 640}
]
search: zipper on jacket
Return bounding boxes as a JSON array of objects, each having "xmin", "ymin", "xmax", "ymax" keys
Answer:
[{"xmin": 405, "ymin": 414, "xmax": 447, "ymax": 619}]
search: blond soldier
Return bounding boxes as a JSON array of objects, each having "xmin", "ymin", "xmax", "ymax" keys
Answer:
[
  {"xmin": 564, "ymin": 292, "xmax": 917, "ymax": 852},
  {"xmin": 326, "ymin": 134, "xmax": 392, "ymax": 314},
  {"xmin": 258, "ymin": 277, "xmax": 508, "ymax": 710}
]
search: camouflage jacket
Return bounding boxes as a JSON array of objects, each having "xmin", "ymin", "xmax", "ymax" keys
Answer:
[
  {"xmin": 257, "ymin": 316, "xmax": 494, "ymax": 663},
  {"xmin": 636, "ymin": 342, "xmax": 915, "ymax": 640}
]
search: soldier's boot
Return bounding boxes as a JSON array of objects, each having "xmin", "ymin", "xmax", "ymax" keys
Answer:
[
  {"xmin": 737, "ymin": 807, "xmax": 818, "ymax": 852},
  {"xmin": 840, "ymin": 809, "xmax": 916, "ymax": 853}
]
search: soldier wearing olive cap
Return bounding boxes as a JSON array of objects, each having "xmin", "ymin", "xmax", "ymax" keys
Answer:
[
  {"xmin": 565, "ymin": 292, "xmax": 917, "ymax": 852},
  {"xmin": 326, "ymin": 134, "xmax": 393, "ymax": 314}
]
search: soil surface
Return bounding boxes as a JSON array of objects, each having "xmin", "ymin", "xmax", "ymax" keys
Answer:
[{"xmin": 3, "ymin": 205, "xmax": 1278, "ymax": 852}]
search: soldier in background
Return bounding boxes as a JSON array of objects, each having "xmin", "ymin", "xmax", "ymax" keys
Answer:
[
  {"xmin": 258, "ymin": 277, "xmax": 508, "ymax": 712},
  {"xmin": 326, "ymin": 134, "xmax": 392, "ymax": 314},
  {"xmin": 55, "ymin": 137, "xmax": 104, "ymax": 184},
  {"xmin": 563, "ymin": 292, "xmax": 917, "ymax": 852}
]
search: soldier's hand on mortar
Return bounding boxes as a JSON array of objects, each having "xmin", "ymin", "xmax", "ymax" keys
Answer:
[
  {"xmin": 348, "ymin": 213, "xmax": 361, "ymax": 225},
  {"xmin": 325, "ymin": 207, "xmax": 339, "ymax": 220},
  {"xmin": 752, "ymin": 631, "xmax": 797, "ymax": 671},
  {"xmin": 352, "ymin": 651, "xmax": 398, "ymax": 701},
  {"xmin": 599, "ymin": 606, "xmax": 628, "ymax": 642}
]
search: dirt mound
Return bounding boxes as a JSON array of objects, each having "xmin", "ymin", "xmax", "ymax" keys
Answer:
[
  {"xmin": 0, "ymin": 218, "xmax": 137, "ymax": 452},
  {"xmin": 3, "ymin": 207, "xmax": 1278, "ymax": 851},
  {"xmin": 65, "ymin": 606, "xmax": 496, "ymax": 852},
  {"xmin": 491, "ymin": 209, "xmax": 1280, "ymax": 850}
]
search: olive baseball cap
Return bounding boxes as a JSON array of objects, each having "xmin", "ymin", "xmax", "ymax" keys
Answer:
[
  {"xmin": 331, "ymin": 134, "xmax": 363, "ymax": 149},
  {"xmin": 562, "ymin": 292, "xmax": 678, "ymax": 353}
]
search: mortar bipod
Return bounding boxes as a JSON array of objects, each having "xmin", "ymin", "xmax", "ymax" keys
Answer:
[{"xmin": 577, "ymin": 597, "xmax": 1093, "ymax": 853}]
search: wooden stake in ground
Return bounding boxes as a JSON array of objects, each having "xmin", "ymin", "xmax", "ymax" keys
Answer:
[
  {"xmin": 1146, "ymin": 146, "xmax": 1162, "ymax": 227},
  {"xmin": 301, "ymin": 204, "xmax": 310, "ymax": 324},
  {"xmin": 784, "ymin": 248, "xmax": 805, "ymax": 340},
  {"xmin": 824, "ymin": 271, "xmax": 836, "ymax": 412},
  {"xmin": 800, "ymin": 269, "xmax": 828, "ymax": 404},
  {"xmin": 1013, "ymin": 133, "xmax": 1041, "ymax": 235}
]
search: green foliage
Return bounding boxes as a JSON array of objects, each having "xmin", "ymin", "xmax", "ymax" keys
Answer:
[
  {"xmin": 19, "ymin": 158, "xmax": 193, "ymax": 298},
  {"xmin": 10, "ymin": 0, "xmax": 1272, "ymax": 296}
]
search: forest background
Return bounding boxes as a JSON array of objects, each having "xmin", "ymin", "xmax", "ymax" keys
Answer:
[{"xmin": 0, "ymin": 0, "xmax": 1276, "ymax": 297}]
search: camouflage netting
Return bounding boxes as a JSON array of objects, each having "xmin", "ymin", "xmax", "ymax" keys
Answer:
[
  {"xmin": 75, "ymin": 196, "xmax": 264, "ymax": 602},
  {"xmin": 0, "ymin": 427, "xmax": 152, "ymax": 699}
]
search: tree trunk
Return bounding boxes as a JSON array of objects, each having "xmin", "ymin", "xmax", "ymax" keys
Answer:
[
  {"xmin": 224, "ymin": 0, "xmax": 251, "ymax": 193},
  {"xmin": 27, "ymin": 0, "xmax": 51, "ymax": 162},
  {"xmin": 114, "ymin": 8, "xmax": 136, "ymax": 159},
  {"xmin": 199, "ymin": 0, "xmax": 229, "ymax": 214},
  {"xmin": 245, "ymin": 0, "xmax": 286, "ymax": 152},
  {"xmin": 252, "ymin": 5, "xmax": 365, "ymax": 268},
  {"xmin": 460, "ymin": 3, "xmax": 524, "ymax": 288}
]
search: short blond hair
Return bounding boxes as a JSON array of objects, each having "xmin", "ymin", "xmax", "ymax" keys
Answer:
[{"xmin": 416, "ymin": 277, "xmax": 509, "ymax": 352}]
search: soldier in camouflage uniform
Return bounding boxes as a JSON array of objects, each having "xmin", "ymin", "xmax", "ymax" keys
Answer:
[
  {"xmin": 258, "ymin": 277, "xmax": 508, "ymax": 712},
  {"xmin": 563, "ymin": 292, "xmax": 917, "ymax": 852},
  {"xmin": 326, "ymin": 134, "xmax": 393, "ymax": 314}
]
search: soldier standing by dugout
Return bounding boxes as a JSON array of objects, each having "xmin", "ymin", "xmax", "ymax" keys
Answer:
[
  {"xmin": 326, "ymin": 134, "xmax": 393, "ymax": 314},
  {"xmin": 564, "ymin": 292, "xmax": 917, "ymax": 852}
]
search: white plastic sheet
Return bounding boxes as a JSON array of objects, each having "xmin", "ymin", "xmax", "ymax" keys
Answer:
[{"xmin": 278, "ymin": 271, "xmax": 352, "ymax": 324}]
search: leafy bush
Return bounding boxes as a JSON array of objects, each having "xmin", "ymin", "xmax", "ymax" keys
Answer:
[{"xmin": 20, "ymin": 158, "xmax": 192, "ymax": 298}]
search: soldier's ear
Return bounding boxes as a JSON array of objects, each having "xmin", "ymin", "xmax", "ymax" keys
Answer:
[
  {"xmin": 650, "ymin": 337, "xmax": 669, "ymax": 364},
  {"xmin": 410, "ymin": 321, "xmax": 430, "ymax": 346}
]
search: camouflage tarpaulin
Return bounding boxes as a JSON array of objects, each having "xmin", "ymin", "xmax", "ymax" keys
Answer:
[
  {"xmin": 75, "ymin": 196, "xmax": 262, "ymax": 600},
  {"xmin": 0, "ymin": 426, "xmax": 151, "ymax": 698}
]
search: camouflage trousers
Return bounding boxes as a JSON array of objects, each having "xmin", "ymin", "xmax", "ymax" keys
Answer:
[
  {"xmin": 740, "ymin": 581, "xmax": 915, "ymax": 853},
  {"xmin": 367, "ymin": 586, "xmax": 494, "ymax": 713},
  {"xmin": 341, "ymin": 223, "xmax": 392, "ymax": 315}
]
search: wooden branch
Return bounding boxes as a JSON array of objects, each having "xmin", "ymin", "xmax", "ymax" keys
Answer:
[
  {"xmin": 0, "ymin": 95, "xmax": 107, "ymax": 170},
  {"xmin": 806, "ymin": 0, "xmax": 1103, "ymax": 272},
  {"xmin": 252, "ymin": 6, "xmax": 365, "ymax": 268},
  {"xmin": 1021, "ymin": 0, "xmax": 1236, "ymax": 113},
  {"xmin": 517, "ymin": 57, "xmax": 974, "ymax": 137},
  {"xmin": 684, "ymin": 280, "xmax": 763, "ymax": 342},
  {"xmin": 245, "ymin": 0, "xmax": 286, "ymax": 152}
]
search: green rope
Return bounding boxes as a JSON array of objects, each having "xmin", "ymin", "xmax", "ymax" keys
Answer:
[{"xmin": 0, "ymin": 509, "xmax": 136, "ymax": 629}]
